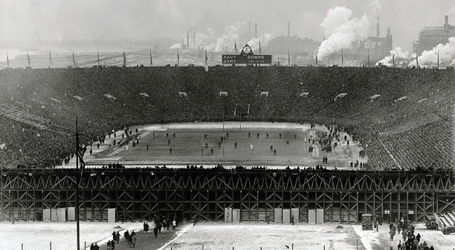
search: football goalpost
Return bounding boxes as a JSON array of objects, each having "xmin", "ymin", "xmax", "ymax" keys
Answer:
[{"xmin": 234, "ymin": 103, "xmax": 250, "ymax": 131}]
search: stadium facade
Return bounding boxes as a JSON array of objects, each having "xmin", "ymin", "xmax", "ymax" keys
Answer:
[{"xmin": 1, "ymin": 168, "xmax": 455, "ymax": 223}]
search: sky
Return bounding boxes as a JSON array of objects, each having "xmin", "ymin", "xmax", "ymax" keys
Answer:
[{"xmin": 1, "ymin": 0, "xmax": 455, "ymax": 51}]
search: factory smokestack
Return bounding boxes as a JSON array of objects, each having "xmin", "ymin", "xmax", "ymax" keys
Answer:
[
  {"xmin": 193, "ymin": 30, "xmax": 196, "ymax": 49},
  {"xmin": 376, "ymin": 15, "xmax": 380, "ymax": 37},
  {"xmin": 255, "ymin": 23, "xmax": 257, "ymax": 38},
  {"xmin": 288, "ymin": 21, "xmax": 290, "ymax": 38},
  {"xmin": 445, "ymin": 15, "xmax": 449, "ymax": 29}
]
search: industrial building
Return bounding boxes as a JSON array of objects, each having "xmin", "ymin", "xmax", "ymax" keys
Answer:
[{"xmin": 414, "ymin": 15, "xmax": 455, "ymax": 55}]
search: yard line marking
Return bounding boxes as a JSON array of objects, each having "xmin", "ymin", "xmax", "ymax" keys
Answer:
[{"xmin": 157, "ymin": 224, "xmax": 192, "ymax": 250}]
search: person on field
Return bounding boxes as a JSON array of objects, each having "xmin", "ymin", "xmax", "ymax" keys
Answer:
[
  {"xmin": 143, "ymin": 222, "xmax": 149, "ymax": 233},
  {"xmin": 389, "ymin": 227, "xmax": 396, "ymax": 241},
  {"xmin": 115, "ymin": 231, "xmax": 120, "ymax": 243},
  {"xmin": 124, "ymin": 230, "xmax": 130, "ymax": 242},
  {"xmin": 172, "ymin": 219, "xmax": 177, "ymax": 230},
  {"xmin": 153, "ymin": 227, "xmax": 158, "ymax": 238},
  {"xmin": 130, "ymin": 235, "xmax": 137, "ymax": 248}
]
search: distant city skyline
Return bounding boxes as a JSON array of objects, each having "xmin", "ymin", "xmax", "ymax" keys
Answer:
[{"xmin": 1, "ymin": 0, "xmax": 455, "ymax": 52}]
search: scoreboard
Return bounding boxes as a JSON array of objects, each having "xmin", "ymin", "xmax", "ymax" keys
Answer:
[
  {"xmin": 222, "ymin": 44, "xmax": 272, "ymax": 65},
  {"xmin": 222, "ymin": 54, "xmax": 272, "ymax": 64}
]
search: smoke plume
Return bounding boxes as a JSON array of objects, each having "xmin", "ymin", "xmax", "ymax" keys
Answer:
[
  {"xmin": 409, "ymin": 37, "xmax": 455, "ymax": 67},
  {"xmin": 317, "ymin": 6, "xmax": 370, "ymax": 60},
  {"xmin": 376, "ymin": 47, "xmax": 413, "ymax": 66},
  {"xmin": 246, "ymin": 33, "xmax": 272, "ymax": 53},
  {"xmin": 204, "ymin": 22, "xmax": 246, "ymax": 52},
  {"xmin": 194, "ymin": 28, "xmax": 215, "ymax": 50},
  {"xmin": 169, "ymin": 43, "xmax": 182, "ymax": 50}
]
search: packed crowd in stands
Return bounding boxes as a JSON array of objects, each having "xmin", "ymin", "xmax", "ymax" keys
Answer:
[{"xmin": 1, "ymin": 66, "xmax": 455, "ymax": 170}]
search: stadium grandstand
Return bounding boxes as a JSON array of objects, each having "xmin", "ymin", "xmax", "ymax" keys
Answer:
[{"xmin": 1, "ymin": 66, "xmax": 455, "ymax": 224}]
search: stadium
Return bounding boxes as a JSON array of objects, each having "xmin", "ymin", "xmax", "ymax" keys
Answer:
[{"xmin": 1, "ymin": 63, "xmax": 455, "ymax": 219}]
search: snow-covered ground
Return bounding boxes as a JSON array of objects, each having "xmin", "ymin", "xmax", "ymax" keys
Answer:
[
  {"xmin": 0, "ymin": 221, "xmax": 142, "ymax": 250},
  {"xmin": 1, "ymin": 221, "xmax": 454, "ymax": 250}
]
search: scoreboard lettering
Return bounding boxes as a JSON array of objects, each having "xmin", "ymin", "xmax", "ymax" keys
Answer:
[{"xmin": 222, "ymin": 54, "xmax": 272, "ymax": 64}]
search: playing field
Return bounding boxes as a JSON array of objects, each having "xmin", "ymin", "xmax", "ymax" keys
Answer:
[{"xmin": 85, "ymin": 122, "xmax": 366, "ymax": 169}]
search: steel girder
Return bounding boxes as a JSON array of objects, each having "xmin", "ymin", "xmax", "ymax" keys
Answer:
[{"xmin": 1, "ymin": 169, "xmax": 455, "ymax": 222}]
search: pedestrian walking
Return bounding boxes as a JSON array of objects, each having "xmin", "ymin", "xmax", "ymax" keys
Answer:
[
  {"xmin": 143, "ymin": 222, "xmax": 149, "ymax": 233},
  {"xmin": 115, "ymin": 231, "xmax": 120, "ymax": 243},
  {"xmin": 153, "ymin": 227, "xmax": 158, "ymax": 238}
]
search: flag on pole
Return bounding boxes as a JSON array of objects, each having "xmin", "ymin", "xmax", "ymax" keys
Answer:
[
  {"xmin": 437, "ymin": 50, "xmax": 440, "ymax": 68},
  {"xmin": 177, "ymin": 49, "xmax": 180, "ymax": 65},
  {"xmin": 150, "ymin": 49, "xmax": 153, "ymax": 66},
  {"xmin": 72, "ymin": 52, "xmax": 77, "ymax": 68},
  {"xmin": 259, "ymin": 40, "xmax": 262, "ymax": 54},
  {"xmin": 49, "ymin": 51, "xmax": 53, "ymax": 68},
  {"xmin": 288, "ymin": 50, "xmax": 291, "ymax": 65},
  {"xmin": 204, "ymin": 50, "xmax": 208, "ymax": 72},
  {"xmin": 341, "ymin": 49, "xmax": 344, "ymax": 66},
  {"xmin": 234, "ymin": 41, "xmax": 238, "ymax": 54},
  {"xmin": 27, "ymin": 52, "xmax": 31, "ymax": 68},
  {"xmin": 367, "ymin": 50, "xmax": 370, "ymax": 67}
]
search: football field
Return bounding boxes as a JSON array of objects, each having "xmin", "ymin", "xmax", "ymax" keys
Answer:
[{"xmin": 86, "ymin": 122, "xmax": 366, "ymax": 169}]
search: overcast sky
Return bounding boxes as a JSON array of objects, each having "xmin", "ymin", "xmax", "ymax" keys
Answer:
[{"xmin": 1, "ymin": 0, "xmax": 455, "ymax": 51}]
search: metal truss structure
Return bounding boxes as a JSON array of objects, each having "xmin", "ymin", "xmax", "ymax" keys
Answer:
[{"xmin": 1, "ymin": 168, "xmax": 455, "ymax": 223}]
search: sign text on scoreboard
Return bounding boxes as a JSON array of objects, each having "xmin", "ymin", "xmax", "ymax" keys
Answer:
[
  {"xmin": 222, "ymin": 44, "xmax": 272, "ymax": 64},
  {"xmin": 222, "ymin": 55, "xmax": 272, "ymax": 64}
]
